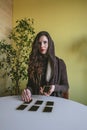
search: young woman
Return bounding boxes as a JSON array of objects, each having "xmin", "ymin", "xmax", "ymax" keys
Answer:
[{"xmin": 22, "ymin": 31, "xmax": 69, "ymax": 102}]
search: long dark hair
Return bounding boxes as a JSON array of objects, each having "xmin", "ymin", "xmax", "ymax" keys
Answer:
[{"xmin": 28, "ymin": 31, "xmax": 56, "ymax": 85}]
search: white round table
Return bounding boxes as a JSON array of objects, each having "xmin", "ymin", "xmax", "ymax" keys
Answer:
[{"xmin": 0, "ymin": 95, "xmax": 87, "ymax": 130}]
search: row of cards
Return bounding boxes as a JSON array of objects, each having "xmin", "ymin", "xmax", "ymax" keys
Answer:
[{"xmin": 16, "ymin": 100, "xmax": 54, "ymax": 112}]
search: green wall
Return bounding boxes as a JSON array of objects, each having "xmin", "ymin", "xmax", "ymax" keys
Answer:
[{"xmin": 12, "ymin": 0, "xmax": 87, "ymax": 105}]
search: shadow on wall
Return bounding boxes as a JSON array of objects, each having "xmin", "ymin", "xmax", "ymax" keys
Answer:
[
  {"xmin": 68, "ymin": 37, "xmax": 87, "ymax": 104},
  {"xmin": 70, "ymin": 37, "xmax": 87, "ymax": 62},
  {"xmin": 69, "ymin": 37, "xmax": 87, "ymax": 79}
]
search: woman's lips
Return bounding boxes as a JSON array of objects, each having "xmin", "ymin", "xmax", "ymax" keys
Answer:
[{"xmin": 40, "ymin": 49, "xmax": 45, "ymax": 51}]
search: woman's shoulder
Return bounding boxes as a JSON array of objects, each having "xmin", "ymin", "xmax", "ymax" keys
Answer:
[
  {"xmin": 55, "ymin": 56, "xmax": 64, "ymax": 62},
  {"xmin": 55, "ymin": 56, "xmax": 66, "ymax": 66}
]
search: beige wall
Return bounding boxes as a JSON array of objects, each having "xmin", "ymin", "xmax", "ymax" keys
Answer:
[
  {"xmin": 0, "ymin": 0, "xmax": 13, "ymax": 40},
  {"xmin": 0, "ymin": 0, "xmax": 13, "ymax": 95}
]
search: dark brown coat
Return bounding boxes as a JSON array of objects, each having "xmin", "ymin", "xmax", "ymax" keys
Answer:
[{"xmin": 27, "ymin": 56, "xmax": 69, "ymax": 99}]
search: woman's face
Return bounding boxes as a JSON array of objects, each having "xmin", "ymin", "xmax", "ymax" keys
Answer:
[{"xmin": 38, "ymin": 35, "xmax": 49, "ymax": 55}]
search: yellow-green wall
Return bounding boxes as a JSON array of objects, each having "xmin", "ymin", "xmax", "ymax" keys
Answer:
[{"xmin": 13, "ymin": 0, "xmax": 87, "ymax": 105}]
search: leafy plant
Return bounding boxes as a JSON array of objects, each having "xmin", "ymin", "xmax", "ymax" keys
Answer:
[{"xmin": 0, "ymin": 18, "xmax": 35, "ymax": 95}]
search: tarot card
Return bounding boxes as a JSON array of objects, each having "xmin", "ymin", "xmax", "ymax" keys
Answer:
[
  {"xmin": 28, "ymin": 105, "xmax": 39, "ymax": 111},
  {"xmin": 46, "ymin": 101, "xmax": 54, "ymax": 106},
  {"xmin": 16, "ymin": 104, "xmax": 28, "ymax": 110},
  {"xmin": 43, "ymin": 86, "xmax": 49, "ymax": 93},
  {"xmin": 35, "ymin": 100, "xmax": 43, "ymax": 105},
  {"xmin": 24, "ymin": 99, "xmax": 33, "ymax": 104},
  {"xmin": 43, "ymin": 106, "xmax": 53, "ymax": 112}
]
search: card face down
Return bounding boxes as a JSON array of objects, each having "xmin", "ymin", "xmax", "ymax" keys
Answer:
[
  {"xmin": 46, "ymin": 101, "xmax": 54, "ymax": 106},
  {"xmin": 24, "ymin": 99, "xmax": 33, "ymax": 104},
  {"xmin": 35, "ymin": 100, "xmax": 43, "ymax": 105},
  {"xmin": 28, "ymin": 105, "xmax": 39, "ymax": 111},
  {"xmin": 43, "ymin": 106, "xmax": 53, "ymax": 112},
  {"xmin": 16, "ymin": 104, "xmax": 28, "ymax": 110},
  {"xmin": 43, "ymin": 86, "xmax": 49, "ymax": 93}
]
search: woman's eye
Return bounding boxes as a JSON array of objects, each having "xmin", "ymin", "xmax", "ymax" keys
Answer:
[
  {"xmin": 44, "ymin": 41, "xmax": 47, "ymax": 44},
  {"xmin": 38, "ymin": 41, "xmax": 48, "ymax": 45}
]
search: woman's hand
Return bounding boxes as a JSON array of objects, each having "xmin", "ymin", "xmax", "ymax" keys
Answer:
[
  {"xmin": 39, "ymin": 87, "xmax": 44, "ymax": 95},
  {"xmin": 21, "ymin": 89, "xmax": 32, "ymax": 102},
  {"xmin": 44, "ymin": 85, "xmax": 55, "ymax": 96},
  {"xmin": 40, "ymin": 85, "xmax": 55, "ymax": 96}
]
